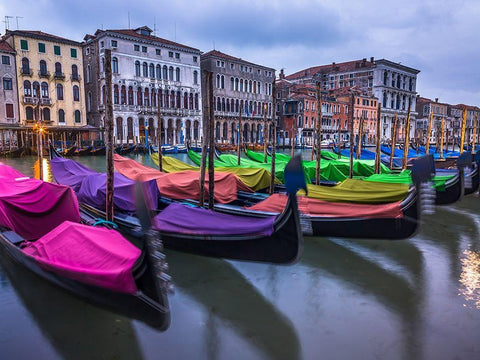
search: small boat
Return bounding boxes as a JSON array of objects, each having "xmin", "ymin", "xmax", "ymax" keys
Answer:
[
  {"xmin": 49, "ymin": 146, "xmax": 304, "ymax": 264},
  {"xmin": 0, "ymin": 164, "xmax": 171, "ymax": 329},
  {"xmin": 73, "ymin": 146, "xmax": 92, "ymax": 156},
  {"xmin": 60, "ymin": 146, "xmax": 77, "ymax": 156},
  {"xmin": 115, "ymin": 144, "xmax": 135, "ymax": 155},
  {"xmin": 90, "ymin": 146, "xmax": 106, "ymax": 156}
]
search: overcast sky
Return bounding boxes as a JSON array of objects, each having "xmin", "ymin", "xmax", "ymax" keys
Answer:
[{"xmin": 1, "ymin": 0, "xmax": 479, "ymax": 106}]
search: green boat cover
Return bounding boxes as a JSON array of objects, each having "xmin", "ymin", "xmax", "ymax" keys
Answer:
[
  {"xmin": 300, "ymin": 178, "xmax": 410, "ymax": 203},
  {"xmin": 151, "ymin": 152, "xmax": 277, "ymax": 191},
  {"xmin": 365, "ymin": 170, "xmax": 455, "ymax": 192}
]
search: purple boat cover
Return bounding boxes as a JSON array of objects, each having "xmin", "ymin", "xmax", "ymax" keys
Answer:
[
  {"xmin": 50, "ymin": 157, "xmax": 159, "ymax": 213},
  {"xmin": 0, "ymin": 165, "xmax": 80, "ymax": 240},
  {"xmin": 22, "ymin": 221, "xmax": 141, "ymax": 294},
  {"xmin": 152, "ymin": 202, "xmax": 275, "ymax": 236}
]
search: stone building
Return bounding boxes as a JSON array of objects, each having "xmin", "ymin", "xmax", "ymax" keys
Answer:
[
  {"xmin": 3, "ymin": 30, "xmax": 86, "ymax": 129},
  {"xmin": 0, "ymin": 39, "xmax": 18, "ymax": 125},
  {"xmin": 200, "ymin": 50, "xmax": 275, "ymax": 144},
  {"xmin": 285, "ymin": 57, "xmax": 420, "ymax": 142},
  {"xmin": 83, "ymin": 26, "xmax": 202, "ymax": 145},
  {"xmin": 415, "ymin": 97, "xmax": 449, "ymax": 145}
]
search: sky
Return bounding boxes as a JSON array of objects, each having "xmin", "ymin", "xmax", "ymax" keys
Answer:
[{"xmin": 1, "ymin": 0, "xmax": 479, "ymax": 106}]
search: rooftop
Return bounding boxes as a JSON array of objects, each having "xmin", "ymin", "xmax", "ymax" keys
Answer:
[
  {"xmin": 5, "ymin": 30, "xmax": 81, "ymax": 46},
  {"xmin": 202, "ymin": 50, "xmax": 275, "ymax": 71}
]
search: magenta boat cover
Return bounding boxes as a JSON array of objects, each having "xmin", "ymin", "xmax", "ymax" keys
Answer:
[
  {"xmin": 0, "ymin": 165, "xmax": 80, "ymax": 240},
  {"xmin": 22, "ymin": 221, "xmax": 141, "ymax": 294},
  {"xmin": 152, "ymin": 202, "xmax": 275, "ymax": 236},
  {"xmin": 0, "ymin": 163, "xmax": 28, "ymax": 180},
  {"xmin": 50, "ymin": 157, "xmax": 140, "ymax": 213}
]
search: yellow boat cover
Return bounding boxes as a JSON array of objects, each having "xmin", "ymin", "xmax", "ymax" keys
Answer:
[{"xmin": 299, "ymin": 178, "xmax": 410, "ymax": 204}]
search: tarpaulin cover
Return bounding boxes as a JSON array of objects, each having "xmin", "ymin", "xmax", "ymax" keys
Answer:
[
  {"xmin": 50, "ymin": 157, "xmax": 137, "ymax": 212},
  {"xmin": 0, "ymin": 163, "xmax": 29, "ymax": 180},
  {"xmin": 365, "ymin": 170, "xmax": 455, "ymax": 192},
  {"xmin": 151, "ymin": 152, "xmax": 277, "ymax": 191},
  {"xmin": 0, "ymin": 165, "xmax": 80, "ymax": 240},
  {"xmin": 114, "ymin": 154, "xmax": 253, "ymax": 204},
  {"xmin": 247, "ymin": 193, "xmax": 403, "ymax": 218},
  {"xmin": 300, "ymin": 178, "xmax": 410, "ymax": 203},
  {"xmin": 152, "ymin": 202, "xmax": 275, "ymax": 236},
  {"xmin": 381, "ymin": 145, "xmax": 419, "ymax": 159},
  {"xmin": 22, "ymin": 221, "xmax": 140, "ymax": 294}
]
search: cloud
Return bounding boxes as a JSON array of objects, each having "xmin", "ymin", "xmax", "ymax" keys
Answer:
[{"xmin": 1, "ymin": 0, "xmax": 479, "ymax": 106}]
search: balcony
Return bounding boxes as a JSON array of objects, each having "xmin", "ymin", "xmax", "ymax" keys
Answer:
[
  {"xmin": 71, "ymin": 74, "xmax": 81, "ymax": 81},
  {"xmin": 40, "ymin": 98, "xmax": 52, "ymax": 106},
  {"xmin": 38, "ymin": 71, "xmax": 50, "ymax": 78},
  {"xmin": 54, "ymin": 72, "xmax": 65, "ymax": 80},
  {"xmin": 23, "ymin": 96, "xmax": 37, "ymax": 104},
  {"xmin": 20, "ymin": 68, "xmax": 32, "ymax": 76}
]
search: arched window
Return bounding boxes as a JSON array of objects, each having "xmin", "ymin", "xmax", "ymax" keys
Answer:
[
  {"xmin": 73, "ymin": 85, "xmax": 79, "ymax": 101},
  {"xmin": 137, "ymin": 87, "xmax": 143, "ymax": 106},
  {"xmin": 176, "ymin": 67, "xmax": 180, "ymax": 82},
  {"xmin": 230, "ymin": 77, "xmax": 234, "ymax": 90},
  {"xmin": 144, "ymin": 88, "xmax": 149, "ymax": 106},
  {"xmin": 193, "ymin": 71, "xmax": 198, "ymax": 85},
  {"xmin": 112, "ymin": 58, "xmax": 118, "ymax": 73},
  {"xmin": 32, "ymin": 82, "xmax": 40, "ymax": 97},
  {"xmin": 135, "ymin": 61, "xmax": 140, "ymax": 76},
  {"xmin": 55, "ymin": 62, "xmax": 62, "ymax": 75},
  {"xmin": 194, "ymin": 93, "xmax": 199, "ymax": 110},
  {"xmin": 24, "ymin": 80, "xmax": 32, "ymax": 96},
  {"xmin": 149, "ymin": 63, "xmax": 155, "ymax": 78},
  {"xmin": 189, "ymin": 93, "xmax": 193, "ymax": 109},
  {"xmin": 56, "ymin": 83, "xmax": 64, "ymax": 100},
  {"xmin": 87, "ymin": 64, "xmax": 91, "ymax": 82},
  {"xmin": 21, "ymin": 58, "xmax": 30, "ymax": 73},
  {"xmin": 163, "ymin": 65, "xmax": 168, "ymax": 79},
  {"xmin": 26, "ymin": 106, "xmax": 34, "ymax": 120},
  {"xmin": 156, "ymin": 64, "xmax": 161, "ymax": 79},
  {"xmin": 87, "ymin": 92, "xmax": 92, "ymax": 111},
  {"xmin": 159, "ymin": 89, "xmax": 163, "ymax": 107},
  {"xmin": 142, "ymin": 62, "xmax": 148, "ymax": 77},
  {"xmin": 72, "ymin": 64, "xmax": 79, "ymax": 79},
  {"xmin": 184, "ymin": 93, "xmax": 188, "ymax": 109},
  {"xmin": 58, "ymin": 109, "xmax": 65, "ymax": 123},
  {"xmin": 128, "ymin": 86, "xmax": 133, "ymax": 105},
  {"xmin": 169, "ymin": 66, "xmax": 174, "ymax": 81},
  {"xmin": 42, "ymin": 108, "xmax": 50, "ymax": 121},
  {"xmin": 40, "ymin": 82, "xmax": 48, "ymax": 98},
  {"xmin": 221, "ymin": 75, "xmax": 225, "ymax": 89},
  {"xmin": 216, "ymin": 74, "xmax": 220, "ymax": 88},
  {"xmin": 176, "ymin": 91, "xmax": 181, "ymax": 108},
  {"xmin": 249, "ymin": 80, "xmax": 252, "ymax": 93},
  {"xmin": 240, "ymin": 79, "xmax": 243, "ymax": 92},
  {"xmin": 121, "ymin": 85, "xmax": 126, "ymax": 104},
  {"xmin": 101, "ymin": 57, "xmax": 105, "ymax": 72},
  {"xmin": 222, "ymin": 98, "xmax": 226, "ymax": 111},
  {"xmin": 216, "ymin": 97, "xmax": 221, "ymax": 111},
  {"xmin": 113, "ymin": 85, "xmax": 119, "ymax": 104},
  {"xmin": 74, "ymin": 110, "xmax": 81, "ymax": 123},
  {"xmin": 39, "ymin": 60, "xmax": 47, "ymax": 75},
  {"xmin": 235, "ymin": 78, "xmax": 239, "ymax": 91},
  {"xmin": 151, "ymin": 89, "xmax": 156, "ymax": 107},
  {"xmin": 226, "ymin": 98, "xmax": 230, "ymax": 112}
]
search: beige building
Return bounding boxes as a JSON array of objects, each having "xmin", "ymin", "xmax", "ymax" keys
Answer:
[{"xmin": 4, "ymin": 30, "xmax": 86, "ymax": 129}]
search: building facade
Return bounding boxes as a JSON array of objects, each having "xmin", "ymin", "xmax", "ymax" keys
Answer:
[
  {"xmin": 285, "ymin": 57, "xmax": 420, "ymax": 143},
  {"xmin": 4, "ymin": 30, "xmax": 86, "ymax": 129},
  {"xmin": 83, "ymin": 26, "xmax": 202, "ymax": 145},
  {"xmin": 200, "ymin": 50, "xmax": 275, "ymax": 144},
  {"xmin": 0, "ymin": 39, "xmax": 18, "ymax": 125}
]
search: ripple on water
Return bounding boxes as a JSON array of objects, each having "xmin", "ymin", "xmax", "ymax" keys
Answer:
[{"xmin": 459, "ymin": 249, "xmax": 480, "ymax": 309}]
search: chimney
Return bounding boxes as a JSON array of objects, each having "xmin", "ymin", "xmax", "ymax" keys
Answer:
[
  {"xmin": 332, "ymin": 62, "xmax": 336, "ymax": 70},
  {"xmin": 435, "ymin": 98, "xmax": 438, "ymax": 103},
  {"xmin": 279, "ymin": 69, "xmax": 285, "ymax": 80},
  {"xmin": 370, "ymin": 56, "xmax": 374, "ymax": 63}
]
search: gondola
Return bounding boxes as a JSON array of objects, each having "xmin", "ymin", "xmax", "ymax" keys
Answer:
[
  {"xmin": 60, "ymin": 145, "xmax": 77, "ymax": 156},
  {"xmin": 73, "ymin": 146, "xmax": 92, "ymax": 156},
  {"xmin": 0, "ymin": 164, "xmax": 171, "ymax": 329},
  {"xmin": 115, "ymin": 144, "xmax": 135, "ymax": 155},
  {"xmin": 49, "ymin": 145, "xmax": 304, "ymax": 264},
  {"xmin": 90, "ymin": 146, "xmax": 106, "ymax": 156}
]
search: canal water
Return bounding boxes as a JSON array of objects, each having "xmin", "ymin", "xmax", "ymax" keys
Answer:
[{"xmin": 0, "ymin": 153, "xmax": 479, "ymax": 360}]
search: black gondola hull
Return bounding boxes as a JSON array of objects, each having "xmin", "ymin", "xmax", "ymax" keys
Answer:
[{"xmin": 435, "ymin": 173, "xmax": 462, "ymax": 205}]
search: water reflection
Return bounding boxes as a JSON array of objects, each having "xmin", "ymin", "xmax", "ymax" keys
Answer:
[
  {"xmin": 167, "ymin": 250, "xmax": 301, "ymax": 360},
  {"xmin": 0, "ymin": 252, "xmax": 145, "ymax": 360},
  {"xmin": 459, "ymin": 249, "xmax": 480, "ymax": 309}
]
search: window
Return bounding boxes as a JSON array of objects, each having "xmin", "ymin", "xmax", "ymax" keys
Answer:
[
  {"xmin": 169, "ymin": 66, "xmax": 173, "ymax": 80},
  {"xmin": 135, "ymin": 61, "xmax": 140, "ymax": 76},
  {"xmin": 193, "ymin": 56, "xmax": 198, "ymax": 63},
  {"xmin": 156, "ymin": 49, "xmax": 161, "ymax": 55},
  {"xmin": 70, "ymin": 48, "xmax": 77, "ymax": 58},
  {"xmin": 142, "ymin": 62, "xmax": 148, "ymax": 77},
  {"xmin": 86, "ymin": 65, "xmax": 91, "ymax": 82},
  {"xmin": 56, "ymin": 84, "xmax": 64, "ymax": 100},
  {"xmin": 193, "ymin": 71, "xmax": 198, "ymax": 85},
  {"xmin": 163, "ymin": 65, "xmax": 168, "ymax": 79},
  {"xmin": 20, "ymin": 39, "xmax": 28, "ymax": 50},
  {"xmin": 41, "ymin": 82, "xmax": 48, "ymax": 98},
  {"xmin": 339, "ymin": 75, "xmax": 344, "ymax": 79},
  {"xmin": 142, "ymin": 46, "xmax": 147, "ymax": 53},
  {"xmin": 100, "ymin": 41, "xmax": 104, "ymax": 48},
  {"xmin": 2, "ymin": 77, "xmax": 12, "ymax": 90},
  {"xmin": 111, "ymin": 40, "xmax": 117, "ymax": 47},
  {"xmin": 149, "ymin": 63, "xmax": 155, "ymax": 78},
  {"xmin": 175, "ymin": 67, "xmax": 180, "ymax": 82},
  {"xmin": 86, "ymin": 47, "xmax": 90, "ymax": 55},
  {"xmin": 21, "ymin": 57, "xmax": 30, "ymax": 73},
  {"xmin": 169, "ymin": 51, "xmax": 173, "ymax": 58},
  {"xmin": 134, "ymin": 44, "xmax": 139, "ymax": 51},
  {"xmin": 87, "ymin": 92, "xmax": 92, "ymax": 111},
  {"xmin": 156, "ymin": 64, "xmax": 161, "ymax": 79},
  {"xmin": 42, "ymin": 108, "xmax": 50, "ymax": 121},
  {"xmin": 39, "ymin": 60, "xmax": 47, "ymax": 75},
  {"xmin": 73, "ymin": 85, "xmax": 79, "ymax": 101},
  {"xmin": 55, "ymin": 62, "xmax": 62, "ymax": 75},
  {"xmin": 26, "ymin": 107, "xmax": 34, "ymax": 120},
  {"xmin": 1, "ymin": 55, "xmax": 9, "ymax": 65},
  {"xmin": 114, "ymin": 85, "xmax": 119, "ymax": 104},
  {"xmin": 120, "ymin": 86, "xmax": 126, "ymax": 104},
  {"xmin": 74, "ymin": 110, "xmax": 81, "ymax": 123},
  {"xmin": 38, "ymin": 42, "xmax": 45, "ymax": 53},
  {"xmin": 24, "ymin": 80, "xmax": 31, "ymax": 96},
  {"xmin": 175, "ymin": 52, "xmax": 180, "ymax": 59},
  {"xmin": 5, "ymin": 103, "xmax": 14, "ymax": 118},
  {"xmin": 32, "ymin": 82, "xmax": 40, "ymax": 97},
  {"xmin": 112, "ymin": 57, "xmax": 118, "ymax": 73},
  {"xmin": 54, "ymin": 45, "xmax": 61, "ymax": 56},
  {"xmin": 58, "ymin": 109, "xmax": 65, "ymax": 123}
]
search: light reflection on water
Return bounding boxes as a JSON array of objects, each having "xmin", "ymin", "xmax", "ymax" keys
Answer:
[
  {"xmin": 459, "ymin": 249, "xmax": 480, "ymax": 309},
  {"xmin": 0, "ymin": 152, "xmax": 479, "ymax": 359}
]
